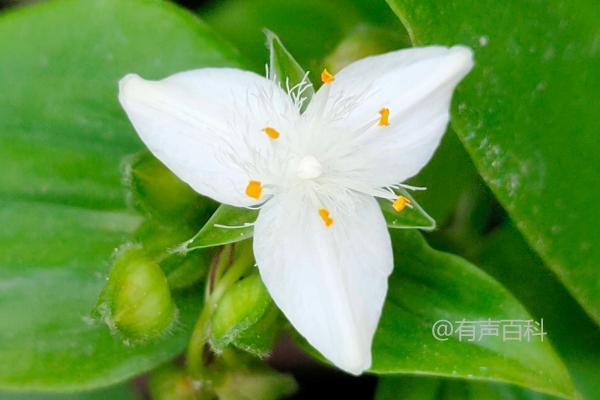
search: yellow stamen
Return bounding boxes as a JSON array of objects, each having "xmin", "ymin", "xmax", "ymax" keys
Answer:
[
  {"xmin": 378, "ymin": 107, "xmax": 390, "ymax": 126},
  {"xmin": 245, "ymin": 180, "xmax": 262, "ymax": 200},
  {"xmin": 321, "ymin": 68, "xmax": 335, "ymax": 84},
  {"xmin": 318, "ymin": 208, "xmax": 334, "ymax": 227},
  {"xmin": 392, "ymin": 195, "xmax": 411, "ymax": 212},
  {"xmin": 262, "ymin": 126, "xmax": 280, "ymax": 139}
]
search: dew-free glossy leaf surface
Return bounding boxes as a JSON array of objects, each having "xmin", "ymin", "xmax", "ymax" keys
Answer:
[
  {"xmin": 0, "ymin": 0, "xmax": 240, "ymax": 390},
  {"xmin": 0, "ymin": 201, "xmax": 201, "ymax": 390},
  {"xmin": 369, "ymin": 231, "xmax": 573, "ymax": 398},
  {"xmin": 376, "ymin": 376, "xmax": 555, "ymax": 400},
  {"xmin": 477, "ymin": 225, "xmax": 600, "ymax": 399},
  {"xmin": 386, "ymin": 0, "xmax": 600, "ymax": 324},
  {"xmin": 0, "ymin": 383, "xmax": 137, "ymax": 400}
]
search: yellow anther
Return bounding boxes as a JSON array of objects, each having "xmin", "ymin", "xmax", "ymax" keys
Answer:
[
  {"xmin": 318, "ymin": 208, "xmax": 334, "ymax": 227},
  {"xmin": 321, "ymin": 68, "xmax": 335, "ymax": 84},
  {"xmin": 392, "ymin": 195, "xmax": 411, "ymax": 212},
  {"xmin": 245, "ymin": 180, "xmax": 262, "ymax": 200},
  {"xmin": 262, "ymin": 126, "xmax": 280, "ymax": 139},
  {"xmin": 378, "ymin": 107, "xmax": 390, "ymax": 126}
]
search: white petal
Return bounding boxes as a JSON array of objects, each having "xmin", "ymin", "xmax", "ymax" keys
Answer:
[
  {"xmin": 307, "ymin": 46, "xmax": 474, "ymax": 187},
  {"xmin": 119, "ymin": 68, "xmax": 298, "ymax": 207},
  {"xmin": 253, "ymin": 191, "xmax": 393, "ymax": 374}
]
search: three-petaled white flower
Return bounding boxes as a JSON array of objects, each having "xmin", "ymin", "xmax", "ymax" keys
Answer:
[{"xmin": 119, "ymin": 45, "xmax": 473, "ymax": 375}]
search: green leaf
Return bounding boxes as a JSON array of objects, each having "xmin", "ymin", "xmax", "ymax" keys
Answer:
[
  {"xmin": 477, "ymin": 225, "xmax": 600, "ymax": 400},
  {"xmin": 0, "ymin": 0, "xmax": 241, "ymax": 390},
  {"xmin": 210, "ymin": 272, "xmax": 273, "ymax": 353},
  {"xmin": 376, "ymin": 376, "xmax": 556, "ymax": 400},
  {"xmin": 265, "ymin": 29, "xmax": 314, "ymax": 108},
  {"xmin": 0, "ymin": 383, "xmax": 137, "ymax": 400},
  {"xmin": 0, "ymin": 201, "xmax": 199, "ymax": 390},
  {"xmin": 368, "ymin": 231, "xmax": 574, "ymax": 398},
  {"xmin": 386, "ymin": 0, "xmax": 600, "ymax": 324}
]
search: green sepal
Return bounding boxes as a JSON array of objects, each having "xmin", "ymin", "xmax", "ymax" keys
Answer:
[
  {"xmin": 231, "ymin": 304, "xmax": 282, "ymax": 358},
  {"xmin": 265, "ymin": 29, "xmax": 314, "ymax": 111},
  {"xmin": 381, "ymin": 188, "xmax": 436, "ymax": 230},
  {"xmin": 185, "ymin": 205, "xmax": 258, "ymax": 250}
]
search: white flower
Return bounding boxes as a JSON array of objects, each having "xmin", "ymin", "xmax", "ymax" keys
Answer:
[{"xmin": 119, "ymin": 45, "xmax": 473, "ymax": 375}]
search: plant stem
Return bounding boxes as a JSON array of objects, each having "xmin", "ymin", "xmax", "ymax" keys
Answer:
[{"xmin": 186, "ymin": 241, "xmax": 255, "ymax": 378}]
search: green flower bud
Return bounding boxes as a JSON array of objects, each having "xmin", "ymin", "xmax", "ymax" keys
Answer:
[
  {"xmin": 210, "ymin": 272, "xmax": 272, "ymax": 353},
  {"xmin": 123, "ymin": 151, "xmax": 217, "ymax": 223},
  {"xmin": 231, "ymin": 304, "xmax": 282, "ymax": 358},
  {"xmin": 213, "ymin": 351, "xmax": 297, "ymax": 400},
  {"xmin": 95, "ymin": 245, "xmax": 176, "ymax": 340},
  {"xmin": 149, "ymin": 364, "xmax": 214, "ymax": 400}
]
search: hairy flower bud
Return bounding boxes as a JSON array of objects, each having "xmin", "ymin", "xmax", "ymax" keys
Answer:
[
  {"xmin": 149, "ymin": 364, "xmax": 210, "ymax": 400},
  {"xmin": 94, "ymin": 245, "xmax": 176, "ymax": 340}
]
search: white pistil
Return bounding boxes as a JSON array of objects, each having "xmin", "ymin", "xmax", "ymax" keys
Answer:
[{"xmin": 296, "ymin": 155, "xmax": 323, "ymax": 180}]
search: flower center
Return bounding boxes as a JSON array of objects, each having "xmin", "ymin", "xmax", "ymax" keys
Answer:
[{"xmin": 296, "ymin": 155, "xmax": 323, "ymax": 180}]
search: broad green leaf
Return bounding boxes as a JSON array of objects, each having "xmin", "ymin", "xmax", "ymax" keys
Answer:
[
  {"xmin": 376, "ymin": 376, "xmax": 555, "ymax": 400},
  {"xmin": 293, "ymin": 230, "xmax": 573, "ymax": 397},
  {"xmin": 386, "ymin": 0, "xmax": 600, "ymax": 324},
  {"xmin": 210, "ymin": 272, "xmax": 273, "ymax": 353},
  {"xmin": 0, "ymin": 383, "xmax": 137, "ymax": 400},
  {"xmin": 370, "ymin": 231, "xmax": 573, "ymax": 398},
  {"xmin": 185, "ymin": 205, "xmax": 258, "ymax": 250},
  {"xmin": 265, "ymin": 29, "xmax": 314, "ymax": 108},
  {"xmin": 0, "ymin": 201, "xmax": 199, "ymax": 390},
  {"xmin": 477, "ymin": 225, "xmax": 600, "ymax": 400},
  {"xmin": 0, "ymin": 0, "xmax": 240, "ymax": 210},
  {"xmin": 0, "ymin": 0, "xmax": 241, "ymax": 390}
]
